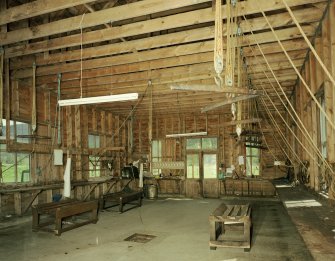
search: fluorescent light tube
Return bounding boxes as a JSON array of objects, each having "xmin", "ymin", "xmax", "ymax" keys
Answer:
[
  {"xmin": 166, "ymin": 131, "xmax": 207, "ymax": 138},
  {"xmin": 58, "ymin": 93, "xmax": 138, "ymax": 107}
]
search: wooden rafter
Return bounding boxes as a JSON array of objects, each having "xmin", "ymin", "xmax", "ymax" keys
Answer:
[{"xmin": 0, "ymin": 0, "xmax": 97, "ymax": 26}]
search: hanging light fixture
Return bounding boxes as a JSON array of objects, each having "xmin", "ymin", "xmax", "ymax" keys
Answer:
[
  {"xmin": 166, "ymin": 132, "xmax": 207, "ymax": 138},
  {"xmin": 58, "ymin": 93, "xmax": 139, "ymax": 107}
]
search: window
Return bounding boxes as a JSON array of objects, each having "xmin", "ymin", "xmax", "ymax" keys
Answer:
[
  {"xmin": 203, "ymin": 154, "xmax": 217, "ymax": 179},
  {"xmin": 246, "ymin": 144, "xmax": 260, "ymax": 176},
  {"xmin": 319, "ymin": 95, "xmax": 327, "ymax": 158},
  {"xmin": 151, "ymin": 140, "xmax": 162, "ymax": 175},
  {"xmin": 88, "ymin": 134, "xmax": 100, "ymax": 178},
  {"xmin": 202, "ymin": 138, "xmax": 217, "ymax": 150},
  {"xmin": 0, "ymin": 120, "xmax": 31, "ymax": 183},
  {"xmin": 1, "ymin": 120, "xmax": 30, "ymax": 142},
  {"xmin": 0, "ymin": 147, "xmax": 30, "ymax": 183},
  {"xmin": 186, "ymin": 139, "xmax": 201, "ymax": 150},
  {"xmin": 187, "ymin": 154, "xmax": 200, "ymax": 178}
]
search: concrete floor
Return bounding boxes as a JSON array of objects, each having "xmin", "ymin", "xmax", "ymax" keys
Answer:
[
  {"xmin": 0, "ymin": 197, "xmax": 313, "ymax": 261},
  {"xmin": 275, "ymin": 182, "xmax": 335, "ymax": 261}
]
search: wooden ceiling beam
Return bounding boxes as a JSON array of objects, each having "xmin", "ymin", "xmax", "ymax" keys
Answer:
[
  {"xmin": 13, "ymin": 25, "xmax": 314, "ymax": 79},
  {"xmin": 0, "ymin": 0, "xmax": 211, "ymax": 45},
  {"xmin": 5, "ymin": 3, "xmax": 323, "ymax": 60},
  {"xmin": 0, "ymin": 0, "xmax": 98, "ymax": 26},
  {"xmin": 31, "ymin": 50, "xmax": 303, "ymax": 86}
]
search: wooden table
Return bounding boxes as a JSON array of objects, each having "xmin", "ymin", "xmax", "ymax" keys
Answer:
[
  {"xmin": 99, "ymin": 190, "xmax": 142, "ymax": 213},
  {"xmin": 32, "ymin": 199, "xmax": 99, "ymax": 236},
  {"xmin": 209, "ymin": 203, "xmax": 252, "ymax": 251}
]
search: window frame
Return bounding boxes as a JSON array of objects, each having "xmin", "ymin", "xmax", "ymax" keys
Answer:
[
  {"xmin": 151, "ymin": 139, "xmax": 162, "ymax": 175},
  {"xmin": 245, "ymin": 142, "xmax": 260, "ymax": 176},
  {"xmin": 88, "ymin": 134, "xmax": 101, "ymax": 178},
  {"xmin": 0, "ymin": 120, "xmax": 31, "ymax": 184}
]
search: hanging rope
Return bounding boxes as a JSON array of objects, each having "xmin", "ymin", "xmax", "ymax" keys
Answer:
[
  {"xmin": 32, "ymin": 62, "xmax": 37, "ymax": 134},
  {"xmin": 0, "ymin": 47, "xmax": 3, "ymax": 136},
  {"xmin": 257, "ymin": 6, "xmax": 335, "ymax": 133},
  {"xmin": 242, "ymin": 13, "xmax": 335, "ymax": 194},
  {"xmin": 214, "ymin": 0, "xmax": 224, "ymax": 86},
  {"xmin": 242, "ymin": 12, "xmax": 335, "ymax": 175},
  {"xmin": 79, "ymin": 13, "xmax": 86, "ymax": 99}
]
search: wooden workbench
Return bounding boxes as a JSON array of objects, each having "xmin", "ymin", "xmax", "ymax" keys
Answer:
[
  {"xmin": 209, "ymin": 203, "xmax": 252, "ymax": 251},
  {"xmin": 32, "ymin": 199, "xmax": 99, "ymax": 236}
]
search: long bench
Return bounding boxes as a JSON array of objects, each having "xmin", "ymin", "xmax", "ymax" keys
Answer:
[
  {"xmin": 209, "ymin": 203, "xmax": 252, "ymax": 251},
  {"xmin": 99, "ymin": 190, "xmax": 143, "ymax": 213},
  {"xmin": 32, "ymin": 199, "xmax": 99, "ymax": 236}
]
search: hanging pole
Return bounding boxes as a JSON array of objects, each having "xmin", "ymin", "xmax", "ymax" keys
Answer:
[
  {"xmin": 201, "ymin": 94, "xmax": 258, "ymax": 113},
  {"xmin": 214, "ymin": 0, "xmax": 224, "ymax": 86},
  {"xmin": 32, "ymin": 62, "xmax": 37, "ymax": 134},
  {"xmin": 57, "ymin": 73, "xmax": 62, "ymax": 145},
  {"xmin": 148, "ymin": 80, "xmax": 153, "ymax": 174},
  {"xmin": 0, "ymin": 47, "xmax": 3, "ymax": 136}
]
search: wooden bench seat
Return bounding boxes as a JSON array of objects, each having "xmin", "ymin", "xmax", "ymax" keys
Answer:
[
  {"xmin": 99, "ymin": 190, "xmax": 143, "ymax": 213},
  {"xmin": 209, "ymin": 203, "xmax": 252, "ymax": 251},
  {"xmin": 32, "ymin": 199, "xmax": 98, "ymax": 236}
]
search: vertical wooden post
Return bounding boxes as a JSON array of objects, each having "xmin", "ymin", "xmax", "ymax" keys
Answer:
[
  {"xmin": 307, "ymin": 57, "xmax": 316, "ymax": 189},
  {"xmin": 101, "ymin": 111, "xmax": 106, "ymax": 175},
  {"xmin": 5, "ymin": 59, "xmax": 10, "ymax": 142},
  {"xmin": 32, "ymin": 62, "xmax": 37, "ymax": 134},
  {"xmin": 323, "ymin": 8, "xmax": 335, "ymax": 164},
  {"xmin": 14, "ymin": 192, "xmax": 22, "ymax": 216},
  {"xmin": 75, "ymin": 105, "xmax": 82, "ymax": 180}
]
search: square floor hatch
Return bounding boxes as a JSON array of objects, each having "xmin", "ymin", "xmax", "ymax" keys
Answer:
[{"xmin": 124, "ymin": 233, "xmax": 156, "ymax": 243}]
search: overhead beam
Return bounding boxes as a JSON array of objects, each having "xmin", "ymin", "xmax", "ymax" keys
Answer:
[
  {"xmin": 13, "ymin": 26, "xmax": 314, "ymax": 79},
  {"xmin": 4, "ymin": 1, "xmax": 323, "ymax": 58},
  {"xmin": 0, "ymin": 0, "xmax": 211, "ymax": 46},
  {"xmin": 0, "ymin": 0, "xmax": 97, "ymax": 26}
]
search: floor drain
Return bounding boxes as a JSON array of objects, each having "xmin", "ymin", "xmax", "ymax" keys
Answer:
[{"xmin": 124, "ymin": 233, "xmax": 156, "ymax": 243}]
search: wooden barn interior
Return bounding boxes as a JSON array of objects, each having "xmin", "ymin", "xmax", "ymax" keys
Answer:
[{"xmin": 0, "ymin": 0, "xmax": 335, "ymax": 260}]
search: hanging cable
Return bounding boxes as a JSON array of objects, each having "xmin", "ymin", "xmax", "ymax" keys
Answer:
[
  {"xmin": 79, "ymin": 13, "xmax": 86, "ymax": 99},
  {"xmin": 214, "ymin": 0, "xmax": 224, "ymax": 86}
]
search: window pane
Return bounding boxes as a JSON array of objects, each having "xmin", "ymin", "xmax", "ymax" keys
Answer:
[
  {"xmin": 1, "ymin": 152, "xmax": 16, "ymax": 183},
  {"xmin": 187, "ymin": 154, "xmax": 199, "ymax": 179},
  {"xmin": 88, "ymin": 134, "xmax": 100, "ymax": 148},
  {"xmin": 246, "ymin": 157, "xmax": 252, "ymax": 176},
  {"xmin": 186, "ymin": 139, "xmax": 201, "ymax": 150},
  {"xmin": 203, "ymin": 154, "xmax": 217, "ymax": 179},
  {"xmin": 17, "ymin": 153, "xmax": 30, "ymax": 182},
  {"xmin": 152, "ymin": 140, "xmax": 162, "ymax": 158},
  {"xmin": 1, "ymin": 120, "xmax": 15, "ymax": 140},
  {"xmin": 89, "ymin": 156, "xmax": 100, "ymax": 178},
  {"xmin": 202, "ymin": 138, "xmax": 217, "ymax": 150},
  {"xmin": 16, "ymin": 121, "xmax": 30, "ymax": 143}
]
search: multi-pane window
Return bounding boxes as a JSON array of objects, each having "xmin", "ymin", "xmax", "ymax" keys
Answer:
[
  {"xmin": 151, "ymin": 140, "xmax": 162, "ymax": 175},
  {"xmin": 88, "ymin": 134, "xmax": 100, "ymax": 178},
  {"xmin": 186, "ymin": 137, "xmax": 218, "ymax": 179},
  {"xmin": 246, "ymin": 143, "xmax": 260, "ymax": 176},
  {"xmin": 0, "ymin": 120, "xmax": 31, "ymax": 183},
  {"xmin": 186, "ymin": 154, "xmax": 200, "ymax": 178}
]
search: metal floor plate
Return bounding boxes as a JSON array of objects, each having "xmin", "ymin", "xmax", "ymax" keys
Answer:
[{"xmin": 124, "ymin": 233, "xmax": 156, "ymax": 243}]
